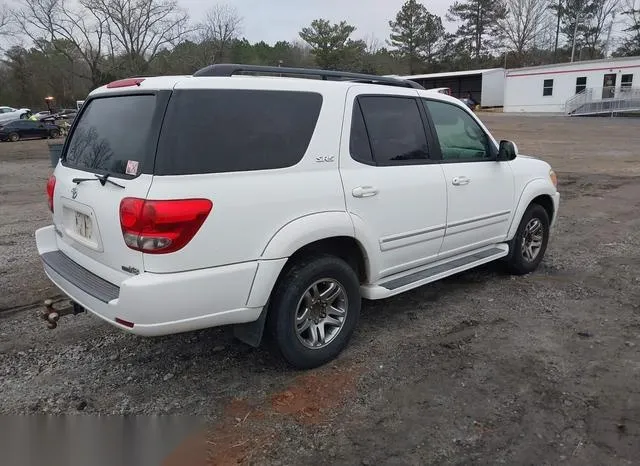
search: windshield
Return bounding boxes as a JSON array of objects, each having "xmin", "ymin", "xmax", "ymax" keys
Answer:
[{"xmin": 63, "ymin": 94, "xmax": 160, "ymax": 177}]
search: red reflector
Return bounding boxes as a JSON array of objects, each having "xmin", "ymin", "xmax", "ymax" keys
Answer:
[
  {"xmin": 46, "ymin": 175, "xmax": 56, "ymax": 213},
  {"xmin": 115, "ymin": 317, "xmax": 135, "ymax": 328},
  {"xmin": 119, "ymin": 198, "xmax": 213, "ymax": 254},
  {"xmin": 106, "ymin": 78, "xmax": 145, "ymax": 89}
]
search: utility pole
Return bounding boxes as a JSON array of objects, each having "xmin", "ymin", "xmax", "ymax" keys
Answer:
[
  {"xmin": 554, "ymin": 0, "xmax": 562, "ymax": 62},
  {"xmin": 570, "ymin": 12, "xmax": 579, "ymax": 62},
  {"xmin": 603, "ymin": 11, "xmax": 616, "ymax": 57}
]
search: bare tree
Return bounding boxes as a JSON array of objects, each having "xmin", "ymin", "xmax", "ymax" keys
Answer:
[
  {"xmin": 364, "ymin": 33, "xmax": 382, "ymax": 54},
  {"xmin": 615, "ymin": 0, "xmax": 640, "ymax": 55},
  {"xmin": 83, "ymin": 0, "xmax": 191, "ymax": 73},
  {"xmin": 14, "ymin": 0, "xmax": 107, "ymax": 87},
  {"xmin": 1, "ymin": 1, "xmax": 15, "ymax": 38},
  {"xmin": 498, "ymin": 0, "xmax": 553, "ymax": 57},
  {"xmin": 200, "ymin": 4, "xmax": 242, "ymax": 63},
  {"xmin": 583, "ymin": 0, "xmax": 621, "ymax": 58}
]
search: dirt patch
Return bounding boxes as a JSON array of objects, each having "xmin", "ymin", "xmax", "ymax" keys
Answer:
[
  {"xmin": 161, "ymin": 364, "xmax": 362, "ymax": 465},
  {"xmin": 270, "ymin": 364, "xmax": 362, "ymax": 424}
]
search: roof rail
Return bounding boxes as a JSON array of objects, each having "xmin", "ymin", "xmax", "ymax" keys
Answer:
[{"xmin": 192, "ymin": 64, "xmax": 425, "ymax": 90}]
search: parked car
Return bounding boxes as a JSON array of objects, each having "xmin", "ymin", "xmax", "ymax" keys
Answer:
[
  {"xmin": 0, "ymin": 106, "xmax": 32, "ymax": 124},
  {"xmin": 428, "ymin": 87, "xmax": 452, "ymax": 95},
  {"xmin": 38, "ymin": 109, "xmax": 77, "ymax": 122},
  {"xmin": 31, "ymin": 111, "xmax": 52, "ymax": 120},
  {"xmin": 0, "ymin": 120, "xmax": 61, "ymax": 142},
  {"xmin": 459, "ymin": 97, "xmax": 476, "ymax": 110},
  {"xmin": 36, "ymin": 65, "xmax": 559, "ymax": 369}
]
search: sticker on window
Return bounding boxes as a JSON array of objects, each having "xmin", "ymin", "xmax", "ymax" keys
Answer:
[{"xmin": 125, "ymin": 160, "xmax": 139, "ymax": 176}]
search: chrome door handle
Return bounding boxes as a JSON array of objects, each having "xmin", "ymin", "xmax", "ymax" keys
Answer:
[
  {"xmin": 352, "ymin": 186, "xmax": 379, "ymax": 198},
  {"xmin": 452, "ymin": 176, "xmax": 471, "ymax": 186}
]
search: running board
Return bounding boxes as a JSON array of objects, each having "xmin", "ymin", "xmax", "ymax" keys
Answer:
[{"xmin": 361, "ymin": 244, "xmax": 509, "ymax": 300}]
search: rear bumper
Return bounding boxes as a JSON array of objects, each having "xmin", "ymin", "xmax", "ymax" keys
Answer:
[{"xmin": 35, "ymin": 226, "xmax": 269, "ymax": 336}]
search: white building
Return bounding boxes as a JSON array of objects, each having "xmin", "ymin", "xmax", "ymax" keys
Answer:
[
  {"xmin": 504, "ymin": 56, "xmax": 640, "ymax": 113},
  {"xmin": 400, "ymin": 68, "xmax": 506, "ymax": 107}
]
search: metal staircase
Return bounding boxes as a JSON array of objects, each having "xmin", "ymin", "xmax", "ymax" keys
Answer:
[{"xmin": 565, "ymin": 87, "xmax": 640, "ymax": 116}]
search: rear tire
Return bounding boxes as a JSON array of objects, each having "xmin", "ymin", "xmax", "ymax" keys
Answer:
[
  {"xmin": 505, "ymin": 204, "xmax": 550, "ymax": 275},
  {"xmin": 268, "ymin": 255, "xmax": 361, "ymax": 369},
  {"xmin": 8, "ymin": 132, "xmax": 19, "ymax": 142},
  {"xmin": 49, "ymin": 129, "xmax": 60, "ymax": 138}
]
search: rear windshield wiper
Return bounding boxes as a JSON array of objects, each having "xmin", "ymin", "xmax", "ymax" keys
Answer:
[{"xmin": 72, "ymin": 173, "xmax": 125, "ymax": 189}]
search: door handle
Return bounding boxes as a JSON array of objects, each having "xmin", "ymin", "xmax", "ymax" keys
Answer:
[
  {"xmin": 352, "ymin": 186, "xmax": 379, "ymax": 198},
  {"xmin": 452, "ymin": 176, "xmax": 471, "ymax": 186}
]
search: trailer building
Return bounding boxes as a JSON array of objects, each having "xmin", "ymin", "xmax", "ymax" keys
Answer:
[
  {"xmin": 401, "ymin": 68, "xmax": 505, "ymax": 107},
  {"xmin": 504, "ymin": 56, "xmax": 640, "ymax": 114}
]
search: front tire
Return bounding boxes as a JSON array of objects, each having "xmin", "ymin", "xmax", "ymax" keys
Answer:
[
  {"xmin": 8, "ymin": 132, "xmax": 19, "ymax": 142},
  {"xmin": 49, "ymin": 129, "xmax": 60, "ymax": 138},
  {"xmin": 268, "ymin": 255, "xmax": 361, "ymax": 369},
  {"xmin": 505, "ymin": 204, "xmax": 550, "ymax": 275}
]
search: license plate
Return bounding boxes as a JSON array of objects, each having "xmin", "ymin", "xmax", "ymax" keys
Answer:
[{"xmin": 74, "ymin": 212, "xmax": 92, "ymax": 239}]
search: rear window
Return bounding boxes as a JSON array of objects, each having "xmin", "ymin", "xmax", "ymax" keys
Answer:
[
  {"xmin": 63, "ymin": 95, "xmax": 158, "ymax": 177},
  {"xmin": 154, "ymin": 89, "xmax": 323, "ymax": 175}
]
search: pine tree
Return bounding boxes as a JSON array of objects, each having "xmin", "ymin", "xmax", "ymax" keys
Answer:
[
  {"xmin": 447, "ymin": 0, "xmax": 508, "ymax": 59},
  {"xmin": 388, "ymin": 0, "xmax": 445, "ymax": 73}
]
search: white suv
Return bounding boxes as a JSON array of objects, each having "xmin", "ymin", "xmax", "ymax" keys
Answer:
[{"xmin": 36, "ymin": 64, "xmax": 559, "ymax": 369}]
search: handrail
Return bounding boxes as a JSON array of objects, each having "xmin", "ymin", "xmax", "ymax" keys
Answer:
[{"xmin": 566, "ymin": 86, "xmax": 640, "ymax": 116}]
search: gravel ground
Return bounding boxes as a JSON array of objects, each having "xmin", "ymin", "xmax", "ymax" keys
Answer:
[{"xmin": 1, "ymin": 115, "xmax": 639, "ymax": 465}]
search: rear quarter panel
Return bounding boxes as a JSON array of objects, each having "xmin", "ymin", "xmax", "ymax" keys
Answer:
[{"xmin": 143, "ymin": 79, "xmax": 349, "ymax": 273}]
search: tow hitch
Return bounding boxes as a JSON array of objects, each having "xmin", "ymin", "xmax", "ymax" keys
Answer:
[{"xmin": 41, "ymin": 298, "xmax": 85, "ymax": 329}]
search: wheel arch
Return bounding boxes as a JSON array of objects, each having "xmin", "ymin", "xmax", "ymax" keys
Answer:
[
  {"xmin": 506, "ymin": 179, "xmax": 557, "ymax": 240},
  {"xmin": 237, "ymin": 228, "xmax": 371, "ymax": 348},
  {"xmin": 259, "ymin": 211, "xmax": 371, "ymax": 281}
]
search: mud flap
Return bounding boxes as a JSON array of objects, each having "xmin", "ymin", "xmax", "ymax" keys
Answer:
[{"xmin": 233, "ymin": 304, "xmax": 268, "ymax": 348}]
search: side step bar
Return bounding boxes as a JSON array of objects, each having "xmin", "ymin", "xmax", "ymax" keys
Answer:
[{"xmin": 361, "ymin": 244, "xmax": 509, "ymax": 300}]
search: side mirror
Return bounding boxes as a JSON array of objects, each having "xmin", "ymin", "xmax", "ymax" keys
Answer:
[{"xmin": 497, "ymin": 140, "xmax": 518, "ymax": 161}]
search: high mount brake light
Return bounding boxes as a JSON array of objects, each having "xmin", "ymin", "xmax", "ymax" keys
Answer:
[
  {"xmin": 119, "ymin": 198, "xmax": 213, "ymax": 254},
  {"xmin": 106, "ymin": 78, "xmax": 146, "ymax": 89}
]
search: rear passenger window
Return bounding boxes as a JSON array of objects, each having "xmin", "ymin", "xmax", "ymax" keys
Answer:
[
  {"xmin": 357, "ymin": 96, "xmax": 430, "ymax": 165},
  {"xmin": 349, "ymin": 101, "xmax": 374, "ymax": 164},
  {"xmin": 155, "ymin": 90, "xmax": 322, "ymax": 175}
]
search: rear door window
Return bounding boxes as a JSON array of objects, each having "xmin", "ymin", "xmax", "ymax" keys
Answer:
[
  {"xmin": 63, "ymin": 95, "xmax": 159, "ymax": 177},
  {"xmin": 154, "ymin": 89, "xmax": 323, "ymax": 175},
  {"xmin": 356, "ymin": 96, "xmax": 431, "ymax": 165}
]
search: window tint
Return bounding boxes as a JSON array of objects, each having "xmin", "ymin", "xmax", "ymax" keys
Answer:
[
  {"xmin": 357, "ymin": 96, "xmax": 429, "ymax": 165},
  {"xmin": 543, "ymin": 79, "xmax": 554, "ymax": 96},
  {"xmin": 423, "ymin": 100, "xmax": 492, "ymax": 162},
  {"xmin": 155, "ymin": 89, "xmax": 322, "ymax": 175},
  {"xmin": 63, "ymin": 95, "xmax": 158, "ymax": 177},
  {"xmin": 349, "ymin": 101, "xmax": 373, "ymax": 164},
  {"xmin": 576, "ymin": 77, "xmax": 587, "ymax": 94}
]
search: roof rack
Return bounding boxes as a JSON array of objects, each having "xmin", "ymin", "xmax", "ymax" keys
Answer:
[{"xmin": 192, "ymin": 64, "xmax": 425, "ymax": 90}]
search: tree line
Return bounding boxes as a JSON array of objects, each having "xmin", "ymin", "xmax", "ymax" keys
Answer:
[{"xmin": 0, "ymin": 0, "xmax": 638, "ymax": 109}]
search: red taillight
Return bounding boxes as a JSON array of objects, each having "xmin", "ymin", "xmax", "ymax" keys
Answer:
[
  {"xmin": 106, "ymin": 78, "xmax": 145, "ymax": 88},
  {"xmin": 46, "ymin": 175, "xmax": 56, "ymax": 212},
  {"xmin": 119, "ymin": 198, "xmax": 213, "ymax": 254}
]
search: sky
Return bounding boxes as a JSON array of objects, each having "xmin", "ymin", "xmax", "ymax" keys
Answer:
[{"xmin": 180, "ymin": 0, "xmax": 455, "ymax": 44}]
